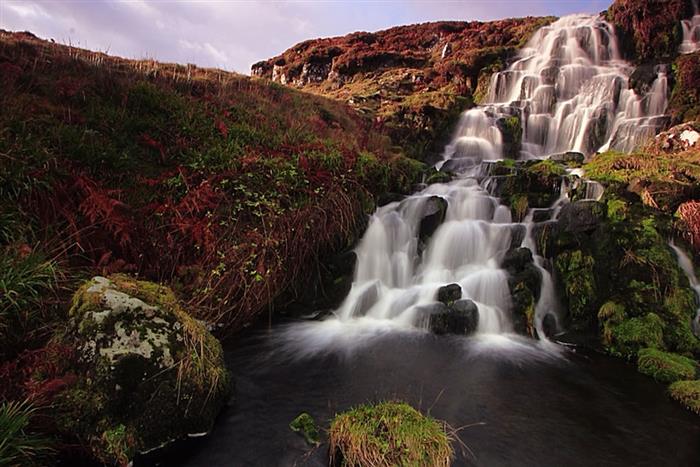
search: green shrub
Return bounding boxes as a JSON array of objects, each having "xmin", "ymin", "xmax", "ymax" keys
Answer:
[
  {"xmin": 637, "ymin": 348, "xmax": 697, "ymax": 383},
  {"xmin": 329, "ymin": 401, "xmax": 452, "ymax": 467}
]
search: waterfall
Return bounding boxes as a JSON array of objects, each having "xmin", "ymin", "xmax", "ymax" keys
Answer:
[
  {"xmin": 443, "ymin": 15, "xmax": 668, "ymax": 162},
  {"xmin": 680, "ymin": 0, "xmax": 700, "ymax": 54},
  {"xmin": 283, "ymin": 14, "xmax": 675, "ymax": 348},
  {"xmin": 670, "ymin": 243, "xmax": 700, "ymax": 338}
]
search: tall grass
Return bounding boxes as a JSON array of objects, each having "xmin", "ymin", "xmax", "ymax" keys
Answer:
[
  {"xmin": 0, "ymin": 399, "xmax": 54, "ymax": 466},
  {"xmin": 0, "ymin": 248, "xmax": 60, "ymax": 357}
]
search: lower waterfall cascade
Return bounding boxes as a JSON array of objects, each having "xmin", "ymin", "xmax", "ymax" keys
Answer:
[
  {"xmin": 671, "ymin": 243, "xmax": 700, "ymax": 338},
  {"xmin": 281, "ymin": 13, "xmax": 691, "ymax": 348}
]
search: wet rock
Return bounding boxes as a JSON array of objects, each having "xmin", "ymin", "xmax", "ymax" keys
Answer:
[
  {"xmin": 557, "ymin": 200, "xmax": 605, "ymax": 234},
  {"xmin": 541, "ymin": 313, "xmax": 558, "ymax": 338},
  {"xmin": 377, "ymin": 192, "xmax": 405, "ymax": 207},
  {"xmin": 55, "ymin": 275, "xmax": 231, "ymax": 465},
  {"xmin": 436, "ymin": 283, "xmax": 462, "ymax": 305},
  {"xmin": 502, "ymin": 247, "xmax": 533, "ymax": 272},
  {"xmin": 426, "ymin": 299, "xmax": 479, "ymax": 335},
  {"xmin": 419, "ymin": 196, "xmax": 448, "ymax": 242},
  {"xmin": 629, "ymin": 64, "xmax": 657, "ymax": 96},
  {"xmin": 550, "ymin": 151, "xmax": 585, "ymax": 166}
]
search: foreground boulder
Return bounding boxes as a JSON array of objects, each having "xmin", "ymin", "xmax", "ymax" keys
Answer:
[
  {"xmin": 55, "ymin": 275, "xmax": 231, "ymax": 465},
  {"xmin": 329, "ymin": 401, "xmax": 452, "ymax": 466}
]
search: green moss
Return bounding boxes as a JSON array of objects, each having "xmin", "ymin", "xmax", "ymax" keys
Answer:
[
  {"xmin": 497, "ymin": 116, "xmax": 522, "ymax": 159},
  {"xmin": 511, "ymin": 194, "xmax": 529, "ymax": 222},
  {"xmin": 668, "ymin": 380, "xmax": 700, "ymax": 415},
  {"xmin": 529, "ymin": 159, "xmax": 566, "ymax": 178},
  {"xmin": 607, "ymin": 313, "xmax": 665, "ymax": 358},
  {"xmin": 329, "ymin": 401, "xmax": 452, "ymax": 467},
  {"xmin": 424, "ymin": 169, "xmax": 452, "ymax": 185},
  {"xmin": 637, "ymin": 348, "xmax": 697, "ymax": 383},
  {"xmin": 606, "ymin": 198, "xmax": 628, "ymax": 223},
  {"xmin": 555, "ymin": 250, "xmax": 596, "ymax": 330},
  {"xmin": 598, "ymin": 301, "xmax": 626, "ymax": 345},
  {"xmin": 289, "ymin": 413, "xmax": 320, "ymax": 446}
]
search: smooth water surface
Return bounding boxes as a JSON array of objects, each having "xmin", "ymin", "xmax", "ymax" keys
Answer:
[{"xmin": 151, "ymin": 325, "xmax": 700, "ymax": 467}]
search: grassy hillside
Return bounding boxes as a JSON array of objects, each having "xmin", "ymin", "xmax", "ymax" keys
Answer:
[{"xmin": 0, "ymin": 30, "xmax": 426, "ymax": 360}]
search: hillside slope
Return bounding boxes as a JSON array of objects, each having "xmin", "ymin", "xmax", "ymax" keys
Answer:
[{"xmin": 0, "ymin": 29, "xmax": 426, "ymax": 357}]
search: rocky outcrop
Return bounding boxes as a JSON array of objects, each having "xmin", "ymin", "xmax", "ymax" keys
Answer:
[
  {"xmin": 252, "ymin": 17, "xmax": 554, "ymax": 160},
  {"xmin": 55, "ymin": 275, "xmax": 231, "ymax": 465}
]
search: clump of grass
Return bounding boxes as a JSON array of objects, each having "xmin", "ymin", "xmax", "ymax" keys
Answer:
[
  {"xmin": 329, "ymin": 401, "xmax": 452, "ymax": 467},
  {"xmin": 0, "ymin": 399, "xmax": 54, "ymax": 466},
  {"xmin": 0, "ymin": 247, "xmax": 61, "ymax": 358}
]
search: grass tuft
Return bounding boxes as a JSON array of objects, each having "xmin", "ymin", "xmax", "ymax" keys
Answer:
[{"xmin": 329, "ymin": 401, "xmax": 452, "ymax": 467}]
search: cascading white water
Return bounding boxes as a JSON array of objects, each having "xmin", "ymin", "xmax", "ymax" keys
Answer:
[
  {"xmin": 670, "ymin": 243, "xmax": 700, "ymax": 338},
  {"xmin": 442, "ymin": 15, "xmax": 669, "ymax": 162},
  {"xmin": 283, "ymin": 14, "xmax": 678, "ymax": 349},
  {"xmin": 336, "ymin": 166, "xmax": 514, "ymax": 334},
  {"xmin": 680, "ymin": 0, "xmax": 700, "ymax": 54}
]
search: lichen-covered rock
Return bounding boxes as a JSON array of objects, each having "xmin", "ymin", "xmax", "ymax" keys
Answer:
[{"xmin": 55, "ymin": 275, "xmax": 231, "ymax": 465}]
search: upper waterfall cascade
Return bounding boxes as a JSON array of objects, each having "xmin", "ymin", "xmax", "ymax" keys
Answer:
[
  {"xmin": 290, "ymin": 14, "xmax": 677, "ymax": 344},
  {"xmin": 681, "ymin": 0, "xmax": 700, "ymax": 54},
  {"xmin": 443, "ymin": 15, "xmax": 668, "ymax": 164}
]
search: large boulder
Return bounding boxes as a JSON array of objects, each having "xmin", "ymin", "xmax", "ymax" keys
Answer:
[{"xmin": 55, "ymin": 275, "xmax": 231, "ymax": 465}]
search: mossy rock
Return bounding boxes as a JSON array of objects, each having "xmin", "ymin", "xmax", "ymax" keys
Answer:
[
  {"xmin": 290, "ymin": 412, "xmax": 320, "ymax": 446},
  {"xmin": 637, "ymin": 348, "xmax": 697, "ymax": 383},
  {"xmin": 606, "ymin": 313, "xmax": 665, "ymax": 359},
  {"xmin": 55, "ymin": 275, "xmax": 231, "ymax": 465},
  {"xmin": 669, "ymin": 380, "xmax": 700, "ymax": 415},
  {"xmin": 329, "ymin": 401, "xmax": 452, "ymax": 467}
]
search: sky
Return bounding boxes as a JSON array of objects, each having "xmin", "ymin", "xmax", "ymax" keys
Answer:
[{"xmin": 0, "ymin": 0, "xmax": 611, "ymax": 75}]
